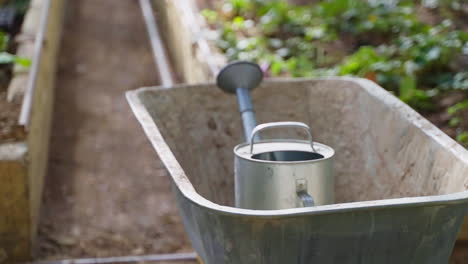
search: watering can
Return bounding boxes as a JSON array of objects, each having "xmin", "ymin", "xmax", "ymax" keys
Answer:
[{"xmin": 216, "ymin": 61, "xmax": 335, "ymax": 209}]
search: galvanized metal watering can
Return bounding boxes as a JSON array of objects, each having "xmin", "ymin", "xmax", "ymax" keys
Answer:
[
  {"xmin": 234, "ymin": 121, "xmax": 335, "ymax": 209},
  {"xmin": 217, "ymin": 61, "xmax": 335, "ymax": 210}
]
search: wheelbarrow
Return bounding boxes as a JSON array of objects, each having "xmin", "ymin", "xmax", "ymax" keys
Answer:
[{"xmin": 127, "ymin": 75, "xmax": 468, "ymax": 263}]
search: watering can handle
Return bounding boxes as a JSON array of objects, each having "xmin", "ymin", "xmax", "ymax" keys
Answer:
[{"xmin": 249, "ymin": 121, "xmax": 317, "ymax": 154}]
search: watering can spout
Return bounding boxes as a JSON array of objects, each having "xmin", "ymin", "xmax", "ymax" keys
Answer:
[
  {"xmin": 237, "ymin": 87, "xmax": 258, "ymax": 141},
  {"xmin": 216, "ymin": 61, "xmax": 263, "ymax": 141}
]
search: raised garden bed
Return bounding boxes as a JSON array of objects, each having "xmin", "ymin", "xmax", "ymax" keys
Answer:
[
  {"xmin": 0, "ymin": 0, "xmax": 65, "ymax": 262},
  {"xmin": 152, "ymin": 0, "xmax": 468, "ymax": 244}
]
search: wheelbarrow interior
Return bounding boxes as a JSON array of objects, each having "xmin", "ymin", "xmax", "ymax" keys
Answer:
[{"xmin": 138, "ymin": 79, "xmax": 468, "ymax": 207}]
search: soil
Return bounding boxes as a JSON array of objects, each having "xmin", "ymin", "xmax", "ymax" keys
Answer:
[
  {"xmin": 0, "ymin": 89, "xmax": 25, "ymax": 143},
  {"xmin": 451, "ymin": 243, "xmax": 468, "ymax": 264},
  {"xmin": 35, "ymin": 0, "xmax": 192, "ymax": 262}
]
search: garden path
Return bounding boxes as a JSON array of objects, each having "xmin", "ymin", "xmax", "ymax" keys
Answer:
[{"xmin": 36, "ymin": 0, "xmax": 192, "ymax": 261}]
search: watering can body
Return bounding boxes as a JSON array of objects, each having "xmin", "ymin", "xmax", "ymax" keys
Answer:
[{"xmin": 234, "ymin": 122, "xmax": 335, "ymax": 210}]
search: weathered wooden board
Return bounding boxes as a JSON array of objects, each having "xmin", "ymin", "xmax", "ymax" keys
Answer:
[
  {"xmin": 152, "ymin": 0, "xmax": 224, "ymax": 83},
  {"xmin": 0, "ymin": 144, "xmax": 29, "ymax": 262},
  {"xmin": 0, "ymin": 0, "xmax": 66, "ymax": 262}
]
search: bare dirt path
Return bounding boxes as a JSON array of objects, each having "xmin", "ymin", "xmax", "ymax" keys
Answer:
[{"xmin": 36, "ymin": 0, "xmax": 192, "ymax": 261}]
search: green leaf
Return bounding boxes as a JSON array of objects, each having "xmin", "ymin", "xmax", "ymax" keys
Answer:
[
  {"xmin": 230, "ymin": 0, "xmax": 249, "ymax": 11},
  {"xmin": 403, "ymin": 87, "xmax": 433, "ymax": 110},
  {"xmin": 449, "ymin": 117, "xmax": 460, "ymax": 127},
  {"xmin": 399, "ymin": 75, "xmax": 416, "ymax": 101},
  {"xmin": 233, "ymin": 16, "xmax": 245, "ymax": 28},
  {"xmin": 0, "ymin": 31, "xmax": 9, "ymax": 52},
  {"xmin": 201, "ymin": 9, "xmax": 218, "ymax": 24},
  {"xmin": 270, "ymin": 60, "xmax": 283, "ymax": 76},
  {"xmin": 0, "ymin": 52, "xmax": 31, "ymax": 67},
  {"xmin": 305, "ymin": 26, "xmax": 326, "ymax": 40},
  {"xmin": 425, "ymin": 46, "xmax": 441, "ymax": 61},
  {"xmin": 448, "ymin": 100, "xmax": 468, "ymax": 115},
  {"xmin": 0, "ymin": 52, "xmax": 16, "ymax": 64},
  {"xmin": 456, "ymin": 132, "xmax": 468, "ymax": 147},
  {"xmin": 338, "ymin": 47, "xmax": 383, "ymax": 75},
  {"xmin": 14, "ymin": 56, "xmax": 31, "ymax": 67}
]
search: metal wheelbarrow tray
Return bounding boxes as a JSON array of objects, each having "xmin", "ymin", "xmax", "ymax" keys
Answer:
[{"xmin": 127, "ymin": 78, "xmax": 468, "ymax": 264}]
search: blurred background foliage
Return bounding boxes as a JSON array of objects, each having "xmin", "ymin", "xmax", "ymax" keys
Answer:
[
  {"xmin": 203, "ymin": 0, "xmax": 468, "ymax": 147},
  {"xmin": 0, "ymin": 0, "xmax": 31, "ymax": 67}
]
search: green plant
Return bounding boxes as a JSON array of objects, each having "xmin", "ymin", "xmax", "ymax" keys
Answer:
[
  {"xmin": 448, "ymin": 99, "xmax": 468, "ymax": 115},
  {"xmin": 448, "ymin": 100, "xmax": 468, "ymax": 134},
  {"xmin": 0, "ymin": 0, "xmax": 32, "ymax": 67},
  {"xmin": 335, "ymin": 22, "xmax": 466, "ymax": 109},
  {"xmin": 0, "ymin": 52, "xmax": 30, "ymax": 67},
  {"xmin": 316, "ymin": 0, "xmax": 420, "ymax": 38},
  {"xmin": 457, "ymin": 132, "xmax": 468, "ymax": 147},
  {"xmin": 0, "ymin": 31, "xmax": 30, "ymax": 67},
  {"xmin": 204, "ymin": 0, "xmax": 468, "ymax": 146}
]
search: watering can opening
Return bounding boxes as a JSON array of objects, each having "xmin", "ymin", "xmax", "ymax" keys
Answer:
[{"xmin": 251, "ymin": 150, "xmax": 324, "ymax": 162}]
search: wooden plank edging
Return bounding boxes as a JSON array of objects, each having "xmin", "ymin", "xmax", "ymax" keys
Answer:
[{"xmin": 0, "ymin": 0, "xmax": 66, "ymax": 262}]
